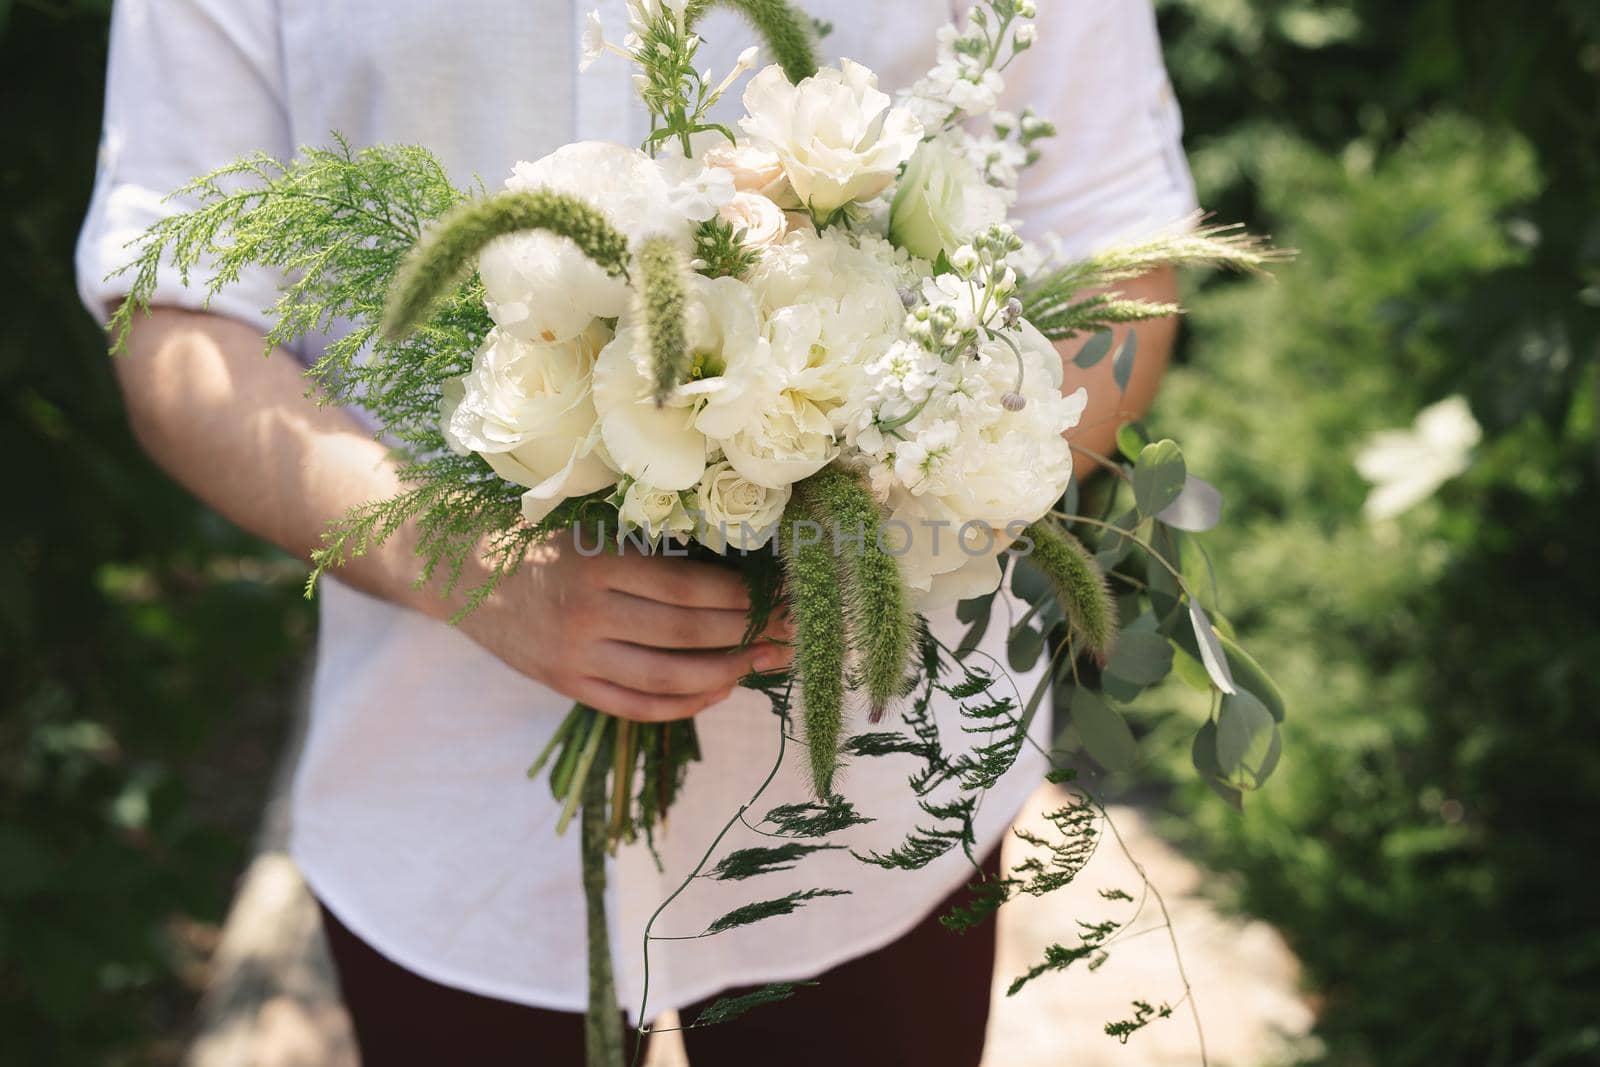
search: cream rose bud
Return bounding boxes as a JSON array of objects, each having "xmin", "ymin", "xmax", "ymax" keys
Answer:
[
  {"xmin": 692, "ymin": 462, "xmax": 791, "ymax": 552},
  {"xmin": 739, "ymin": 59, "xmax": 924, "ymax": 219},
  {"xmin": 618, "ymin": 481, "xmax": 694, "ymax": 539},
  {"xmin": 889, "ymin": 135, "xmax": 1012, "ymax": 263},
  {"xmin": 439, "ymin": 324, "xmax": 619, "ymax": 524},
  {"xmin": 702, "ymin": 141, "xmax": 792, "ymax": 202},
  {"xmin": 718, "ymin": 192, "xmax": 788, "ymax": 250}
]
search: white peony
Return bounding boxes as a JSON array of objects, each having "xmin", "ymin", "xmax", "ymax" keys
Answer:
[
  {"xmin": 718, "ymin": 191, "xmax": 789, "ymax": 251},
  {"xmin": 889, "ymin": 135, "xmax": 1013, "ymax": 262},
  {"xmin": 618, "ymin": 480, "xmax": 694, "ymax": 539},
  {"xmin": 739, "ymin": 59, "xmax": 924, "ymax": 219},
  {"xmin": 591, "ymin": 275, "xmax": 770, "ymax": 491},
  {"xmin": 691, "ymin": 461, "xmax": 791, "ymax": 552},
  {"xmin": 440, "ymin": 324, "xmax": 618, "ymax": 524},
  {"xmin": 479, "ymin": 142, "xmax": 690, "ymax": 344}
]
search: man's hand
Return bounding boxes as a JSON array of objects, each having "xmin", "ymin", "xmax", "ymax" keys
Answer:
[{"xmin": 458, "ymin": 539, "xmax": 794, "ymax": 722}]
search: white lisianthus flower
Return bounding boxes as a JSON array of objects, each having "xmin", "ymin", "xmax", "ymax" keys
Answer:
[
  {"xmin": 618, "ymin": 481, "xmax": 694, "ymax": 539},
  {"xmin": 440, "ymin": 324, "xmax": 619, "ymax": 524},
  {"xmin": 739, "ymin": 59, "xmax": 923, "ymax": 220},
  {"xmin": 592, "ymin": 275, "xmax": 770, "ymax": 491},
  {"xmin": 890, "ymin": 135, "xmax": 1012, "ymax": 262},
  {"xmin": 479, "ymin": 142, "xmax": 690, "ymax": 344},
  {"xmin": 718, "ymin": 191, "xmax": 788, "ymax": 250},
  {"xmin": 692, "ymin": 461, "xmax": 791, "ymax": 551}
]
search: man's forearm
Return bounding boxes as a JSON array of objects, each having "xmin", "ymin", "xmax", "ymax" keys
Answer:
[
  {"xmin": 114, "ymin": 306, "xmax": 442, "ymax": 618},
  {"xmin": 1056, "ymin": 266, "xmax": 1180, "ymax": 476}
]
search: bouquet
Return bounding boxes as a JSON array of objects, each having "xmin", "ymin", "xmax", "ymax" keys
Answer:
[{"xmin": 113, "ymin": 1, "xmax": 1285, "ymax": 1062}]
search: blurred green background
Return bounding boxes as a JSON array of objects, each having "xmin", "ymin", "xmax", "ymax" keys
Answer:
[{"xmin": 1, "ymin": 1, "xmax": 1596, "ymax": 1064}]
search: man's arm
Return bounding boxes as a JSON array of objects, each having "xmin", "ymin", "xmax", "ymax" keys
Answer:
[
  {"xmin": 113, "ymin": 307, "xmax": 792, "ymax": 719},
  {"xmin": 1058, "ymin": 266, "xmax": 1180, "ymax": 477}
]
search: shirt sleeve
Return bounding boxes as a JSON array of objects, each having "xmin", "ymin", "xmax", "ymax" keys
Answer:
[
  {"xmin": 75, "ymin": 0, "xmax": 292, "ymax": 331},
  {"xmin": 997, "ymin": 0, "xmax": 1199, "ymax": 259}
]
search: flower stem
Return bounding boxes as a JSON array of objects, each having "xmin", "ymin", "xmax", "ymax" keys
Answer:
[{"xmin": 581, "ymin": 751, "xmax": 626, "ymax": 1067}]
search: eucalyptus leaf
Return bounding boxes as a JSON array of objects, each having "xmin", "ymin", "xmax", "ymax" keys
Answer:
[
  {"xmin": 1010, "ymin": 557, "xmax": 1051, "ymax": 604},
  {"xmin": 1255, "ymin": 724, "xmax": 1283, "ymax": 784},
  {"xmin": 1070, "ymin": 688, "xmax": 1139, "ymax": 773},
  {"xmin": 1157, "ymin": 475, "xmax": 1224, "ymax": 532},
  {"xmin": 1188, "ymin": 600, "xmax": 1238, "ymax": 694},
  {"xmin": 1112, "ymin": 330, "xmax": 1139, "ymax": 393},
  {"xmin": 1169, "ymin": 644, "xmax": 1213, "ymax": 692},
  {"xmin": 1217, "ymin": 690, "xmax": 1276, "ymax": 777},
  {"xmin": 1101, "ymin": 672, "xmax": 1146, "ymax": 703},
  {"xmin": 1095, "ymin": 509, "xmax": 1140, "ymax": 569},
  {"xmin": 957, "ymin": 593, "xmax": 992, "ymax": 625},
  {"xmin": 955, "ymin": 603, "xmax": 991, "ymax": 659},
  {"xmin": 1133, "ymin": 439, "xmax": 1186, "ymax": 518},
  {"xmin": 1116, "ymin": 421, "xmax": 1150, "ymax": 462},
  {"xmin": 1074, "ymin": 328, "xmax": 1115, "ymax": 369},
  {"xmin": 1191, "ymin": 719, "xmax": 1222, "ymax": 778},
  {"xmin": 1104, "ymin": 629, "xmax": 1174, "ymax": 686},
  {"xmin": 1216, "ymin": 632, "xmax": 1287, "ymax": 721},
  {"xmin": 1008, "ymin": 623, "xmax": 1046, "ymax": 672}
]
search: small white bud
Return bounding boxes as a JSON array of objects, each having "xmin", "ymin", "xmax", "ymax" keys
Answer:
[
  {"xmin": 1001, "ymin": 391, "xmax": 1028, "ymax": 412},
  {"xmin": 951, "ymin": 245, "xmax": 980, "ymax": 274},
  {"xmin": 1014, "ymin": 24, "xmax": 1037, "ymax": 49},
  {"xmin": 1018, "ymin": 0, "xmax": 1037, "ymax": 18}
]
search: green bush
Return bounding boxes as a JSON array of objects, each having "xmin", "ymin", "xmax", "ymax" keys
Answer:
[
  {"xmin": 1141, "ymin": 2, "xmax": 1600, "ymax": 1063},
  {"xmin": 1, "ymin": 7, "xmax": 311, "ymax": 1062}
]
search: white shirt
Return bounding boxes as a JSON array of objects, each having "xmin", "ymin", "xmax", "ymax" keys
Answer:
[{"xmin": 77, "ymin": 0, "xmax": 1196, "ymax": 1020}]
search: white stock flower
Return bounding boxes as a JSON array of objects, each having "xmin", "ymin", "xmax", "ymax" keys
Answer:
[
  {"xmin": 718, "ymin": 191, "xmax": 789, "ymax": 250},
  {"xmin": 591, "ymin": 275, "xmax": 770, "ymax": 491},
  {"xmin": 739, "ymin": 59, "xmax": 924, "ymax": 219},
  {"xmin": 890, "ymin": 135, "xmax": 1012, "ymax": 262},
  {"xmin": 1355, "ymin": 394, "xmax": 1482, "ymax": 521},
  {"xmin": 692, "ymin": 461, "xmax": 791, "ymax": 551},
  {"xmin": 440, "ymin": 324, "xmax": 619, "ymax": 524},
  {"xmin": 618, "ymin": 480, "xmax": 694, "ymax": 539},
  {"xmin": 479, "ymin": 142, "xmax": 690, "ymax": 344}
]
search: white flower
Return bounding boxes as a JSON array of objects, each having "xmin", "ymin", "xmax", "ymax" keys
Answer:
[
  {"xmin": 591, "ymin": 275, "xmax": 770, "ymax": 491},
  {"xmin": 618, "ymin": 481, "xmax": 694, "ymax": 539},
  {"xmin": 656, "ymin": 149, "xmax": 737, "ymax": 221},
  {"xmin": 1355, "ymin": 394, "xmax": 1481, "ymax": 521},
  {"xmin": 701, "ymin": 140, "xmax": 793, "ymax": 202},
  {"xmin": 580, "ymin": 10, "xmax": 608, "ymax": 71},
  {"xmin": 890, "ymin": 135, "xmax": 1012, "ymax": 262},
  {"xmin": 739, "ymin": 59, "xmax": 924, "ymax": 219},
  {"xmin": 718, "ymin": 191, "xmax": 788, "ymax": 250},
  {"xmin": 440, "ymin": 324, "xmax": 619, "ymax": 524},
  {"xmin": 479, "ymin": 142, "xmax": 690, "ymax": 344},
  {"xmin": 1014, "ymin": 24, "xmax": 1037, "ymax": 48},
  {"xmin": 692, "ymin": 461, "xmax": 791, "ymax": 551}
]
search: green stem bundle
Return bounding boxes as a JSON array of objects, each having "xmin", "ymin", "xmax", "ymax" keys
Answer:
[{"xmin": 580, "ymin": 752, "xmax": 626, "ymax": 1067}]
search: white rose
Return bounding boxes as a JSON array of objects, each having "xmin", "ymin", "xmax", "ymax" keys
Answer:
[
  {"xmin": 440, "ymin": 324, "xmax": 619, "ymax": 524},
  {"xmin": 618, "ymin": 481, "xmax": 694, "ymax": 539},
  {"xmin": 592, "ymin": 275, "xmax": 771, "ymax": 491},
  {"xmin": 889, "ymin": 135, "xmax": 1012, "ymax": 262},
  {"xmin": 692, "ymin": 461, "xmax": 791, "ymax": 552},
  {"xmin": 739, "ymin": 59, "xmax": 924, "ymax": 219},
  {"xmin": 701, "ymin": 140, "xmax": 793, "ymax": 202},
  {"xmin": 718, "ymin": 192, "xmax": 788, "ymax": 251},
  {"xmin": 479, "ymin": 142, "xmax": 690, "ymax": 344}
]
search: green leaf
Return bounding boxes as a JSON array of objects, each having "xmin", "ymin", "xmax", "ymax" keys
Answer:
[
  {"xmin": 1216, "ymin": 632, "xmax": 1287, "ymax": 721},
  {"xmin": 694, "ymin": 982, "xmax": 812, "ymax": 1026},
  {"xmin": 1074, "ymin": 328, "xmax": 1115, "ymax": 369},
  {"xmin": 1133, "ymin": 439, "xmax": 1186, "ymax": 518},
  {"xmin": 1169, "ymin": 644, "xmax": 1213, "ymax": 692},
  {"xmin": 1188, "ymin": 600, "xmax": 1238, "ymax": 694},
  {"xmin": 1156, "ymin": 475, "xmax": 1224, "ymax": 532},
  {"xmin": 1104, "ymin": 629, "xmax": 1174, "ymax": 686},
  {"xmin": 1094, "ymin": 509, "xmax": 1140, "ymax": 569},
  {"xmin": 1217, "ymin": 690, "xmax": 1277, "ymax": 778},
  {"xmin": 1116, "ymin": 421, "xmax": 1150, "ymax": 462},
  {"xmin": 1112, "ymin": 330, "xmax": 1139, "ymax": 392},
  {"xmin": 1071, "ymin": 688, "xmax": 1138, "ymax": 773},
  {"xmin": 1008, "ymin": 623, "xmax": 1046, "ymax": 671},
  {"xmin": 1010, "ymin": 556, "xmax": 1051, "ymax": 604},
  {"xmin": 957, "ymin": 593, "xmax": 993, "ymax": 624},
  {"xmin": 1191, "ymin": 719, "xmax": 1223, "ymax": 778}
]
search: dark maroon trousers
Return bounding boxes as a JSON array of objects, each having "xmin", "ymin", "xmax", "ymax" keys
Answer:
[{"xmin": 319, "ymin": 848, "xmax": 1000, "ymax": 1066}]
